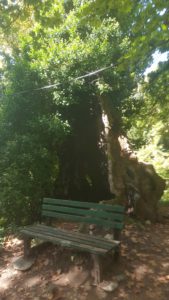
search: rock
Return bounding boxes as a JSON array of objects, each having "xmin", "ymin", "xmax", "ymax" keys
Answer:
[
  {"xmin": 13, "ymin": 256, "xmax": 35, "ymax": 271},
  {"xmin": 98, "ymin": 281, "xmax": 118, "ymax": 292}
]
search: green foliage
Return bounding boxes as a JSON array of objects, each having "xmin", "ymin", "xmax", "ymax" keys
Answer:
[
  {"xmin": 0, "ymin": 63, "xmax": 70, "ymax": 225},
  {"xmin": 128, "ymin": 59, "xmax": 169, "ymax": 203},
  {"xmin": 0, "ymin": 6, "xmax": 136, "ymax": 224},
  {"xmin": 0, "ymin": 0, "xmax": 168, "ymax": 225}
]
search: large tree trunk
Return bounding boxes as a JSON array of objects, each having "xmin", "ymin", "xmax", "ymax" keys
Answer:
[
  {"xmin": 99, "ymin": 95, "xmax": 166, "ymax": 221},
  {"xmin": 99, "ymin": 95, "xmax": 126, "ymax": 202}
]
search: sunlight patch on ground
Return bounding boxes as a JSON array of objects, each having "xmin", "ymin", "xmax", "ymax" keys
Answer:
[
  {"xmin": 4, "ymin": 237, "xmax": 22, "ymax": 247},
  {"xmin": 0, "ymin": 237, "xmax": 23, "ymax": 292},
  {"xmin": 0, "ymin": 264, "xmax": 19, "ymax": 290}
]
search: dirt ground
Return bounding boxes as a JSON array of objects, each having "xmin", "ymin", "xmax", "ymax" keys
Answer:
[{"xmin": 1, "ymin": 209, "xmax": 169, "ymax": 300}]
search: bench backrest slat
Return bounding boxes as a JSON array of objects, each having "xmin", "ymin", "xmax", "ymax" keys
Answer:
[
  {"xmin": 42, "ymin": 204, "xmax": 124, "ymax": 222},
  {"xmin": 42, "ymin": 211, "xmax": 123, "ymax": 229},
  {"xmin": 43, "ymin": 198, "xmax": 124, "ymax": 212},
  {"xmin": 42, "ymin": 198, "xmax": 125, "ymax": 230}
]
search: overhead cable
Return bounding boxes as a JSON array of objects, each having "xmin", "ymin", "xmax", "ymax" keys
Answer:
[{"xmin": 1, "ymin": 64, "xmax": 114, "ymax": 97}]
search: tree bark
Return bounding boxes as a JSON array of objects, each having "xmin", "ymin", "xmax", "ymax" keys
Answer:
[{"xmin": 99, "ymin": 95, "xmax": 166, "ymax": 221}]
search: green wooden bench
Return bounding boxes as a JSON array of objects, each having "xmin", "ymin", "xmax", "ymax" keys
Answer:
[{"xmin": 21, "ymin": 198, "xmax": 125, "ymax": 284}]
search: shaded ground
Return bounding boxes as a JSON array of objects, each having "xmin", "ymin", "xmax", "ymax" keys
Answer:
[{"xmin": 1, "ymin": 210, "xmax": 169, "ymax": 300}]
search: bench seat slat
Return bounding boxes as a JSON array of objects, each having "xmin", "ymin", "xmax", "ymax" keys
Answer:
[
  {"xmin": 42, "ymin": 204, "xmax": 124, "ymax": 222},
  {"xmin": 37, "ymin": 224, "xmax": 119, "ymax": 245},
  {"xmin": 21, "ymin": 224, "xmax": 119, "ymax": 249},
  {"xmin": 21, "ymin": 225, "xmax": 117, "ymax": 255},
  {"xmin": 42, "ymin": 210, "xmax": 123, "ymax": 229},
  {"xmin": 43, "ymin": 198, "xmax": 125, "ymax": 213}
]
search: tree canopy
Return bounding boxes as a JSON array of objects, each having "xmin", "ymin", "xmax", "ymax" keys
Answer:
[{"xmin": 0, "ymin": 0, "xmax": 168, "ymax": 225}]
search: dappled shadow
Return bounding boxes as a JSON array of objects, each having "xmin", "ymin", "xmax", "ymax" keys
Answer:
[
  {"xmin": 115, "ymin": 221, "xmax": 169, "ymax": 300},
  {"xmin": 1, "ymin": 220, "xmax": 169, "ymax": 299}
]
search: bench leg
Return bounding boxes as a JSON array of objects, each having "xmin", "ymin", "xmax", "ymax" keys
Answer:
[
  {"xmin": 91, "ymin": 254, "xmax": 102, "ymax": 285},
  {"xmin": 24, "ymin": 237, "xmax": 32, "ymax": 258},
  {"xmin": 114, "ymin": 245, "xmax": 120, "ymax": 261},
  {"xmin": 113, "ymin": 229, "xmax": 121, "ymax": 261}
]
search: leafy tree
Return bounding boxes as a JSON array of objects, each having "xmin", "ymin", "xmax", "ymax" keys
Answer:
[
  {"xmin": 128, "ymin": 58, "xmax": 169, "ymax": 202},
  {"xmin": 0, "ymin": 0, "xmax": 168, "ymax": 224}
]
